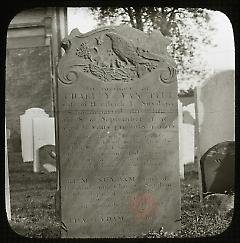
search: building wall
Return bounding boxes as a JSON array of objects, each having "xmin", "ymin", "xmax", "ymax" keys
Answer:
[
  {"xmin": 6, "ymin": 46, "xmax": 53, "ymax": 149},
  {"xmin": 5, "ymin": 7, "xmax": 67, "ymax": 152}
]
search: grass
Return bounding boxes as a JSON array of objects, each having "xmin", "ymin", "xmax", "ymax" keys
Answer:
[
  {"xmin": 7, "ymin": 152, "xmax": 233, "ymax": 238},
  {"xmin": 8, "ymin": 152, "xmax": 60, "ymax": 238}
]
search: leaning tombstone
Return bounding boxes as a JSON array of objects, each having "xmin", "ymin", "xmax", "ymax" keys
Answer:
[
  {"xmin": 32, "ymin": 117, "xmax": 55, "ymax": 173},
  {"xmin": 20, "ymin": 108, "xmax": 49, "ymax": 162},
  {"xmin": 200, "ymin": 141, "xmax": 235, "ymax": 195},
  {"xmin": 195, "ymin": 70, "xmax": 235, "ymax": 199},
  {"xmin": 56, "ymin": 26, "xmax": 180, "ymax": 238},
  {"xmin": 39, "ymin": 144, "xmax": 56, "ymax": 173}
]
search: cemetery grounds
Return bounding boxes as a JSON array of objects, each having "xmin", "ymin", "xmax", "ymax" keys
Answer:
[{"xmin": 7, "ymin": 151, "xmax": 233, "ymax": 238}]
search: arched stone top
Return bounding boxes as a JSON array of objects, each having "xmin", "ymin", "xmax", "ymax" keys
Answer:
[{"xmin": 57, "ymin": 25, "xmax": 176, "ymax": 85}]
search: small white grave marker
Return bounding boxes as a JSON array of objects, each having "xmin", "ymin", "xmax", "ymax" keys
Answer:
[
  {"xmin": 183, "ymin": 103, "xmax": 195, "ymax": 124},
  {"xmin": 20, "ymin": 108, "xmax": 49, "ymax": 162},
  {"xmin": 178, "ymin": 101, "xmax": 195, "ymax": 179},
  {"xmin": 182, "ymin": 123, "xmax": 195, "ymax": 164}
]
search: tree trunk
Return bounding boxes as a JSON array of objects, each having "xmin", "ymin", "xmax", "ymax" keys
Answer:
[
  {"xmin": 134, "ymin": 7, "xmax": 144, "ymax": 31},
  {"xmin": 125, "ymin": 7, "xmax": 136, "ymax": 28}
]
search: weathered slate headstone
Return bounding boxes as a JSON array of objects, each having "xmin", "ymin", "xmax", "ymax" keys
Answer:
[
  {"xmin": 195, "ymin": 70, "xmax": 235, "ymax": 198},
  {"xmin": 57, "ymin": 26, "xmax": 180, "ymax": 238},
  {"xmin": 200, "ymin": 141, "xmax": 235, "ymax": 194},
  {"xmin": 20, "ymin": 108, "xmax": 49, "ymax": 162},
  {"xmin": 32, "ymin": 117, "xmax": 55, "ymax": 172},
  {"xmin": 39, "ymin": 144, "xmax": 56, "ymax": 173}
]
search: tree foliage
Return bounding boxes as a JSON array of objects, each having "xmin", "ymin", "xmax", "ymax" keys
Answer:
[{"xmin": 90, "ymin": 7, "xmax": 215, "ymax": 90}]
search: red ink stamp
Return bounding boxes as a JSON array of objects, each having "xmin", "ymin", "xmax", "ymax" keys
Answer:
[{"xmin": 130, "ymin": 192, "xmax": 157, "ymax": 222}]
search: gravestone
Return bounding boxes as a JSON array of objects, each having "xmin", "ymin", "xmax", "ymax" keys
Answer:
[
  {"xmin": 183, "ymin": 103, "xmax": 195, "ymax": 125},
  {"xmin": 57, "ymin": 26, "xmax": 180, "ymax": 238},
  {"xmin": 178, "ymin": 101, "xmax": 194, "ymax": 179},
  {"xmin": 200, "ymin": 141, "xmax": 235, "ymax": 194},
  {"xmin": 182, "ymin": 124, "xmax": 195, "ymax": 164},
  {"xmin": 5, "ymin": 119, "xmax": 11, "ymax": 221},
  {"xmin": 195, "ymin": 70, "xmax": 235, "ymax": 159},
  {"xmin": 195, "ymin": 70, "xmax": 235, "ymax": 197},
  {"xmin": 39, "ymin": 144, "xmax": 56, "ymax": 173},
  {"xmin": 32, "ymin": 117, "xmax": 55, "ymax": 172},
  {"xmin": 20, "ymin": 108, "xmax": 49, "ymax": 162}
]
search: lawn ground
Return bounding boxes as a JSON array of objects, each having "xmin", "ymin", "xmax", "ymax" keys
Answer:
[{"xmin": 7, "ymin": 152, "xmax": 233, "ymax": 238}]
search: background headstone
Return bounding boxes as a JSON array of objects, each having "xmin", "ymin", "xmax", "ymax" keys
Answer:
[
  {"xmin": 57, "ymin": 26, "xmax": 180, "ymax": 238},
  {"xmin": 20, "ymin": 108, "xmax": 49, "ymax": 162},
  {"xmin": 178, "ymin": 101, "xmax": 195, "ymax": 179},
  {"xmin": 5, "ymin": 119, "xmax": 11, "ymax": 221},
  {"xmin": 183, "ymin": 103, "xmax": 195, "ymax": 125},
  {"xmin": 195, "ymin": 70, "xmax": 235, "ymax": 198},
  {"xmin": 200, "ymin": 141, "xmax": 235, "ymax": 194},
  {"xmin": 39, "ymin": 144, "xmax": 56, "ymax": 173},
  {"xmin": 182, "ymin": 103, "xmax": 195, "ymax": 165},
  {"xmin": 195, "ymin": 70, "xmax": 234, "ymax": 159},
  {"xmin": 182, "ymin": 124, "xmax": 195, "ymax": 164},
  {"xmin": 33, "ymin": 117, "xmax": 55, "ymax": 173}
]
